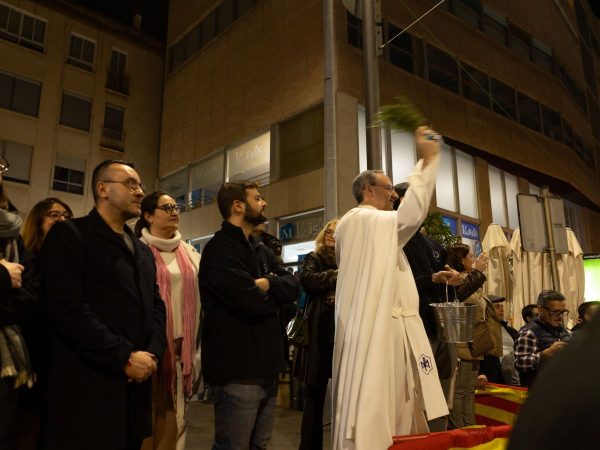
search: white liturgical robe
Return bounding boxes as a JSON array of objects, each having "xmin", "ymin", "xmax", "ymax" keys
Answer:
[{"xmin": 333, "ymin": 156, "xmax": 448, "ymax": 450}]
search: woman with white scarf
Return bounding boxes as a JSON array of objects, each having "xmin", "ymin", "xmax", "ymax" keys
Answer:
[
  {"xmin": 135, "ymin": 191, "xmax": 200, "ymax": 450},
  {"xmin": 0, "ymin": 166, "xmax": 38, "ymax": 450}
]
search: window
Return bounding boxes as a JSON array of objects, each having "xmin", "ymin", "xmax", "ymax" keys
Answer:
[
  {"xmin": 190, "ymin": 153, "xmax": 224, "ymax": 208},
  {"xmin": 390, "ymin": 131, "xmax": 416, "ymax": 184},
  {"xmin": 357, "ymin": 105, "xmax": 367, "ymax": 173},
  {"xmin": 490, "ymin": 78, "xmax": 516, "ymax": 119},
  {"xmin": 159, "ymin": 169, "xmax": 189, "ymax": 207},
  {"xmin": 52, "ymin": 154, "xmax": 85, "ymax": 195},
  {"xmin": 60, "ymin": 91, "xmax": 91, "ymax": 131},
  {"xmin": 68, "ymin": 34, "xmax": 95, "ymax": 71},
  {"xmin": 227, "ymin": 131, "xmax": 270, "ymax": 185},
  {"xmin": 386, "ymin": 24, "xmax": 423, "ymax": 76},
  {"xmin": 517, "ymin": 92, "xmax": 540, "ymax": 131},
  {"xmin": 167, "ymin": 0, "xmax": 258, "ymax": 73},
  {"xmin": 426, "ymin": 45, "xmax": 459, "ymax": 94},
  {"xmin": 347, "ymin": 11, "xmax": 362, "ymax": 49},
  {"xmin": 101, "ymin": 104, "xmax": 125, "ymax": 151},
  {"xmin": 562, "ymin": 120, "xmax": 573, "ymax": 149},
  {"xmin": 507, "ymin": 23, "xmax": 531, "ymax": 60},
  {"xmin": 107, "ymin": 49, "xmax": 128, "ymax": 94},
  {"xmin": 532, "ymin": 39, "xmax": 553, "ymax": 73},
  {"xmin": 452, "ymin": 0, "xmax": 481, "ymax": 28},
  {"xmin": 279, "ymin": 106, "xmax": 323, "ymax": 180},
  {"xmin": 0, "ymin": 140, "xmax": 32, "ymax": 183},
  {"xmin": 435, "ymin": 144, "xmax": 479, "ymax": 219},
  {"xmin": 0, "ymin": 3, "xmax": 46, "ymax": 52},
  {"xmin": 488, "ymin": 165, "xmax": 519, "ymax": 229},
  {"xmin": 461, "ymin": 63, "xmax": 490, "ymax": 108},
  {"xmin": 0, "ymin": 70, "xmax": 41, "ymax": 117},
  {"xmin": 481, "ymin": 6, "xmax": 507, "ymax": 46},
  {"xmin": 541, "ymin": 105, "xmax": 562, "ymax": 141}
]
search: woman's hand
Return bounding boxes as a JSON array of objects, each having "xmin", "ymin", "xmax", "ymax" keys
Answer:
[{"xmin": 474, "ymin": 252, "xmax": 489, "ymax": 272}]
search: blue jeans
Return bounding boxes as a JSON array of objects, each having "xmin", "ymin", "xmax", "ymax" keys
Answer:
[{"xmin": 211, "ymin": 378, "xmax": 278, "ymax": 450}]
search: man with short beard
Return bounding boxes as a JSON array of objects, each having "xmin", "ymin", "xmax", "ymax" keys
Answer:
[{"xmin": 199, "ymin": 182, "xmax": 299, "ymax": 450}]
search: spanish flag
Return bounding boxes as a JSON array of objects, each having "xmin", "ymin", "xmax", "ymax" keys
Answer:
[
  {"xmin": 475, "ymin": 383, "xmax": 528, "ymax": 427},
  {"xmin": 390, "ymin": 425, "xmax": 511, "ymax": 450}
]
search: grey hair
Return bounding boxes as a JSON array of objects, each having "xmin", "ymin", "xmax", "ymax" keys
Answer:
[{"xmin": 352, "ymin": 170, "xmax": 384, "ymax": 203}]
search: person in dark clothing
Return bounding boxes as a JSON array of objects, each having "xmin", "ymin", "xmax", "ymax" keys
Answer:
[
  {"xmin": 39, "ymin": 160, "xmax": 166, "ymax": 450},
  {"xmin": 514, "ymin": 290, "xmax": 571, "ymax": 388},
  {"xmin": 570, "ymin": 301, "xmax": 600, "ymax": 335},
  {"xmin": 0, "ymin": 170, "xmax": 38, "ymax": 450},
  {"xmin": 507, "ymin": 301, "xmax": 600, "ymax": 450},
  {"xmin": 200, "ymin": 182, "xmax": 299, "ymax": 450},
  {"xmin": 295, "ymin": 219, "xmax": 338, "ymax": 450},
  {"xmin": 393, "ymin": 182, "xmax": 484, "ymax": 431}
]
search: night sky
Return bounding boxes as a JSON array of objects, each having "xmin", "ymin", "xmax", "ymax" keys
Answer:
[{"xmin": 70, "ymin": 0, "xmax": 168, "ymax": 41}]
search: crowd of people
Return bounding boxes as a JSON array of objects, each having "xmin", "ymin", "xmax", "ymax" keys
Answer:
[{"xmin": 1, "ymin": 126, "xmax": 597, "ymax": 450}]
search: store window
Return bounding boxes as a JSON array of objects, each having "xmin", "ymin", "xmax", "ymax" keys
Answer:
[
  {"xmin": 488, "ymin": 165, "xmax": 519, "ymax": 229},
  {"xmin": 68, "ymin": 34, "xmax": 95, "ymax": 71},
  {"xmin": 279, "ymin": 105, "xmax": 324, "ymax": 180},
  {"xmin": 390, "ymin": 131, "xmax": 416, "ymax": 184},
  {"xmin": 435, "ymin": 144, "xmax": 457, "ymax": 212},
  {"xmin": 190, "ymin": 152, "xmax": 224, "ymax": 208},
  {"xmin": 52, "ymin": 154, "xmax": 85, "ymax": 195},
  {"xmin": 159, "ymin": 168, "xmax": 189, "ymax": 207},
  {"xmin": 435, "ymin": 144, "xmax": 478, "ymax": 219},
  {"xmin": 189, "ymin": 234, "xmax": 214, "ymax": 254},
  {"xmin": 279, "ymin": 210, "xmax": 323, "ymax": 267},
  {"xmin": 358, "ymin": 105, "xmax": 367, "ymax": 173},
  {"xmin": 226, "ymin": 131, "xmax": 270, "ymax": 185},
  {"xmin": 60, "ymin": 91, "xmax": 91, "ymax": 131},
  {"xmin": 0, "ymin": 139, "xmax": 32, "ymax": 183}
]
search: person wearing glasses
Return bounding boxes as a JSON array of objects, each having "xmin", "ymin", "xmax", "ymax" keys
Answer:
[
  {"xmin": 134, "ymin": 191, "xmax": 200, "ymax": 450},
  {"xmin": 514, "ymin": 289, "xmax": 571, "ymax": 387},
  {"xmin": 16, "ymin": 197, "xmax": 72, "ymax": 450},
  {"xmin": 333, "ymin": 127, "xmax": 448, "ymax": 450},
  {"xmin": 38, "ymin": 160, "xmax": 166, "ymax": 450}
]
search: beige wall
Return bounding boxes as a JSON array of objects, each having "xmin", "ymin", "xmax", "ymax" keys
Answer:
[{"xmin": 0, "ymin": 0, "xmax": 163, "ymax": 217}]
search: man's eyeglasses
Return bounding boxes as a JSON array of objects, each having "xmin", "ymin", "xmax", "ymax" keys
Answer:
[
  {"xmin": 46, "ymin": 211, "xmax": 72, "ymax": 221},
  {"xmin": 0, "ymin": 157, "xmax": 9, "ymax": 174},
  {"xmin": 369, "ymin": 183, "xmax": 394, "ymax": 192},
  {"xmin": 101, "ymin": 179, "xmax": 145, "ymax": 192},
  {"xmin": 155, "ymin": 204, "xmax": 183, "ymax": 215},
  {"xmin": 541, "ymin": 306, "xmax": 569, "ymax": 318}
]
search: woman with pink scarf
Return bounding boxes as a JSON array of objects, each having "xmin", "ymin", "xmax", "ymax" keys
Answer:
[{"xmin": 135, "ymin": 191, "xmax": 200, "ymax": 450}]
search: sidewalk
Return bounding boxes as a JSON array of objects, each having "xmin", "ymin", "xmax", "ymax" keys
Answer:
[{"xmin": 186, "ymin": 400, "xmax": 332, "ymax": 449}]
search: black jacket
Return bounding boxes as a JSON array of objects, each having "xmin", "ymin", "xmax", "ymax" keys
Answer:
[
  {"xmin": 297, "ymin": 250, "xmax": 337, "ymax": 385},
  {"xmin": 200, "ymin": 221, "xmax": 299, "ymax": 384},
  {"xmin": 39, "ymin": 209, "xmax": 166, "ymax": 450}
]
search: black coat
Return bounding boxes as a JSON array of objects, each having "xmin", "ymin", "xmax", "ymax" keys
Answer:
[
  {"xmin": 39, "ymin": 209, "xmax": 166, "ymax": 450},
  {"xmin": 200, "ymin": 221, "xmax": 299, "ymax": 384},
  {"xmin": 296, "ymin": 250, "xmax": 337, "ymax": 385},
  {"xmin": 508, "ymin": 308, "xmax": 600, "ymax": 450}
]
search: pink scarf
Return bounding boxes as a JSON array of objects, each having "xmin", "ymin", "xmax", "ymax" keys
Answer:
[{"xmin": 148, "ymin": 242, "xmax": 197, "ymax": 397}]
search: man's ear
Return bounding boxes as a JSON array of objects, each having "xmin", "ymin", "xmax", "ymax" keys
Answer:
[
  {"xmin": 96, "ymin": 182, "xmax": 108, "ymax": 200},
  {"xmin": 231, "ymin": 199, "xmax": 245, "ymax": 216}
]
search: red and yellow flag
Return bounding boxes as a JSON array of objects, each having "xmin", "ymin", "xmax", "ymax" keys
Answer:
[{"xmin": 475, "ymin": 383, "xmax": 528, "ymax": 427}]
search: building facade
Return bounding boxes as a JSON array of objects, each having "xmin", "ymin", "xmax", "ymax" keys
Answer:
[
  {"xmin": 0, "ymin": 0, "xmax": 163, "ymax": 216},
  {"xmin": 160, "ymin": 0, "xmax": 600, "ymax": 264}
]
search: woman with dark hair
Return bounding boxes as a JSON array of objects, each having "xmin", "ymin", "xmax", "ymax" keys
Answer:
[
  {"xmin": 296, "ymin": 218, "xmax": 338, "ymax": 450},
  {"xmin": 17, "ymin": 197, "xmax": 72, "ymax": 450},
  {"xmin": 136, "ymin": 191, "xmax": 200, "ymax": 450},
  {"xmin": 0, "ymin": 168, "xmax": 38, "ymax": 450},
  {"xmin": 446, "ymin": 243, "xmax": 499, "ymax": 429},
  {"xmin": 22, "ymin": 197, "xmax": 73, "ymax": 254}
]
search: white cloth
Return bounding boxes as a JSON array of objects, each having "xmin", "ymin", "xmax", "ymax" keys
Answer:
[
  {"xmin": 482, "ymin": 223, "xmax": 511, "ymax": 300},
  {"xmin": 332, "ymin": 156, "xmax": 448, "ymax": 450},
  {"xmin": 509, "ymin": 228, "xmax": 585, "ymax": 329}
]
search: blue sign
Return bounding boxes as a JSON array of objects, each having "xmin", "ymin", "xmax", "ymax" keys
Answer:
[
  {"xmin": 442, "ymin": 215, "xmax": 458, "ymax": 235},
  {"xmin": 279, "ymin": 223, "xmax": 296, "ymax": 242},
  {"xmin": 461, "ymin": 221, "xmax": 480, "ymax": 240}
]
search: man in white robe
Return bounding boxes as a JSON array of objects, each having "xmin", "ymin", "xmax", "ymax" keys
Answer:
[{"xmin": 333, "ymin": 127, "xmax": 449, "ymax": 450}]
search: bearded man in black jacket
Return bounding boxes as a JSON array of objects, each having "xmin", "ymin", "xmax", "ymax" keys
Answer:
[{"xmin": 200, "ymin": 182, "xmax": 299, "ymax": 450}]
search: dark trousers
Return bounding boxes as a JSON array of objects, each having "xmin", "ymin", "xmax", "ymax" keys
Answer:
[
  {"xmin": 299, "ymin": 381, "xmax": 328, "ymax": 450},
  {"xmin": 121, "ymin": 442, "xmax": 142, "ymax": 450}
]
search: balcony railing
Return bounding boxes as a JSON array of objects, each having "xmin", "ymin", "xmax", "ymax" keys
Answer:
[
  {"xmin": 100, "ymin": 126, "xmax": 125, "ymax": 152},
  {"xmin": 106, "ymin": 70, "xmax": 129, "ymax": 95}
]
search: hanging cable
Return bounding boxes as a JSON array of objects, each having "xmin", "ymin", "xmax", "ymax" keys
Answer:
[{"xmin": 379, "ymin": 0, "xmax": 447, "ymax": 49}]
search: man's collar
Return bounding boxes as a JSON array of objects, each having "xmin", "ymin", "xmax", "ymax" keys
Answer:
[
  {"xmin": 358, "ymin": 204, "xmax": 377, "ymax": 210},
  {"xmin": 221, "ymin": 220, "xmax": 249, "ymax": 242}
]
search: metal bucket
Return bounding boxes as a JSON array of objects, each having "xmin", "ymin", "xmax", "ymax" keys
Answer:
[{"xmin": 430, "ymin": 302, "xmax": 476, "ymax": 343}]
